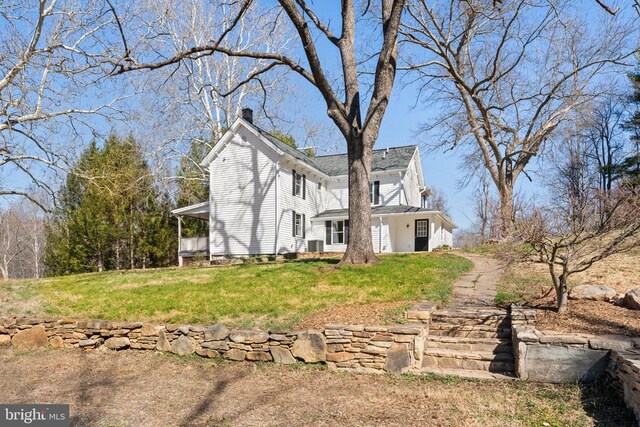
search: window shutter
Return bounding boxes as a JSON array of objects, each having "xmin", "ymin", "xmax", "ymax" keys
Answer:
[
  {"xmin": 325, "ymin": 221, "xmax": 331, "ymax": 245},
  {"xmin": 292, "ymin": 211, "xmax": 296, "ymax": 237},
  {"xmin": 302, "ymin": 214, "xmax": 306, "ymax": 238},
  {"xmin": 345, "ymin": 220, "xmax": 350, "ymax": 244},
  {"xmin": 302, "ymin": 174, "xmax": 306, "ymax": 200},
  {"xmin": 292, "ymin": 170, "xmax": 296, "ymax": 196},
  {"xmin": 374, "ymin": 181, "xmax": 380, "ymax": 205}
]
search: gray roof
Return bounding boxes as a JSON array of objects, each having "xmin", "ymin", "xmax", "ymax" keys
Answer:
[
  {"xmin": 249, "ymin": 123, "xmax": 321, "ymax": 171},
  {"xmin": 313, "ymin": 205, "xmax": 440, "ymax": 219},
  {"xmin": 247, "ymin": 121, "xmax": 417, "ymax": 176},
  {"xmin": 312, "ymin": 145, "xmax": 417, "ymax": 176}
]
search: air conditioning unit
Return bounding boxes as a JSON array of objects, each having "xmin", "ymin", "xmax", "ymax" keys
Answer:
[{"xmin": 308, "ymin": 240, "xmax": 324, "ymax": 253}]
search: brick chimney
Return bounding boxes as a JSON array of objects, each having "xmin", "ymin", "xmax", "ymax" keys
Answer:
[{"xmin": 241, "ymin": 107, "xmax": 253, "ymax": 124}]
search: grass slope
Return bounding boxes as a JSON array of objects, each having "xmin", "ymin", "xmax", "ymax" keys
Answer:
[{"xmin": 1, "ymin": 253, "xmax": 472, "ymax": 329}]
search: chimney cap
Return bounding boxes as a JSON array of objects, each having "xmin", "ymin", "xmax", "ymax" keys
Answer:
[{"xmin": 241, "ymin": 107, "xmax": 253, "ymax": 124}]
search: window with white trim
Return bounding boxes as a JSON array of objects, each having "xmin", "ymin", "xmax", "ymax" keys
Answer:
[
  {"xmin": 294, "ymin": 174, "xmax": 302, "ymax": 196},
  {"xmin": 333, "ymin": 220, "xmax": 344, "ymax": 244},
  {"xmin": 294, "ymin": 212, "xmax": 303, "ymax": 237},
  {"xmin": 369, "ymin": 180, "xmax": 380, "ymax": 205}
]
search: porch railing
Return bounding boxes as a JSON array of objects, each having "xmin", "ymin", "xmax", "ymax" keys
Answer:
[{"xmin": 180, "ymin": 237, "xmax": 209, "ymax": 253}]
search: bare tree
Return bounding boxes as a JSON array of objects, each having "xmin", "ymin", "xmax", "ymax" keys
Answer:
[
  {"xmin": 516, "ymin": 135, "xmax": 640, "ymax": 312},
  {"xmin": 131, "ymin": 0, "xmax": 294, "ymax": 193},
  {"xmin": 473, "ymin": 174, "xmax": 496, "ymax": 244},
  {"xmin": 584, "ymin": 98, "xmax": 627, "ymax": 196},
  {"xmin": 426, "ymin": 187, "xmax": 449, "ymax": 214},
  {"xmin": 0, "ymin": 0, "xmax": 129, "ymax": 210},
  {"xmin": 0, "ymin": 200, "xmax": 45, "ymax": 279},
  {"xmin": 113, "ymin": 0, "xmax": 406, "ymax": 264},
  {"xmin": 402, "ymin": 0, "xmax": 638, "ymax": 239}
]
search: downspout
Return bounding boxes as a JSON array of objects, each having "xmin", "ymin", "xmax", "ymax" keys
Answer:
[
  {"xmin": 399, "ymin": 171, "xmax": 404, "ymax": 205},
  {"xmin": 274, "ymin": 161, "xmax": 281, "ymax": 255}
]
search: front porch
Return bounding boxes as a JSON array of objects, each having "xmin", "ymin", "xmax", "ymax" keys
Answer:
[
  {"xmin": 311, "ymin": 205, "xmax": 456, "ymax": 253},
  {"xmin": 172, "ymin": 201, "xmax": 210, "ymax": 266}
]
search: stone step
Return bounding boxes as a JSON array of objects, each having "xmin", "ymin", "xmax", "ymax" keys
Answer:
[
  {"xmin": 421, "ymin": 367, "xmax": 517, "ymax": 381},
  {"xmin": 433, "ymin": 308, "xmax": 509, "ymax": 318},
  {"xmin": 422, "ymin": 349, "xmax": 514, "ymax": 372},
  {"xmin": 430, "ymin": 316, "xmax": 511, "ymax": 327},
  {"xmin": 424, "ymin": 348, "xmax": 514, "ymax": 362},
  {"xmin": 426, "ymin": 336, "xmax": 512, "ymax": 353},
  {"xmin": 429, "ymin": 324, "xmax": 512, "ymax": 339}
]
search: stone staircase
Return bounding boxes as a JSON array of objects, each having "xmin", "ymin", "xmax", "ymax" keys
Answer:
[{"xmin": 421, "ymin": 307, "xmax": 516, "ymax": 379}]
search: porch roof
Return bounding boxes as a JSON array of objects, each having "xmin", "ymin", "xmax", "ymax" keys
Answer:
[
  {"xmin": 171, "ymin": 201, "xmax": 209, "ymax": 219},
  {"xmin": 312, "ymin": 205, "xmax": 458, "ymax": 228}
]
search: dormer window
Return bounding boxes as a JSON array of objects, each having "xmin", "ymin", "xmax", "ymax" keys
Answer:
[
  {"xmin": 370, "ymin": 180, "xmax": 380, "ymax": 205},
  {"xmin": 292, "ymin": 170, "xmax": 306, "ymax": 199}
]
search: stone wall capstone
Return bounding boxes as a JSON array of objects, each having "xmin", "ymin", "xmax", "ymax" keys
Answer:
[{"xmin": 512, "ymin": 325, "xmax": 640, "ymax": 383}]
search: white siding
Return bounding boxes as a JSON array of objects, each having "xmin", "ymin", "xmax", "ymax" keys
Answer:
[
  {"xmin": 325, "ymin": 172, "xmax": 404, "ymax": 211},
  {"xmin": 278, "ymin": 164, "xmax": 325, "ymax": 253},
  {"xmin": 386, "ymin": 214, "xmax": 450, "ymax": 252},
  {"xmin": 403, "ymin": 154, "xmax": 422, "ymax": 207},
  {"xmin": 208, "ymin": 129, "xmax": 278, "ymax": 255},
  {"xmin": 325, "ymin": 177, "xmax": 349, "ymax": 210}
]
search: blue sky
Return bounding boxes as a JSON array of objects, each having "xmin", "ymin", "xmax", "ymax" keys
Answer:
[
  {"xmin": 4, "ymin": 1, "xmax": 634, "ymax": 232},
  {"xmin": 263, "ymin": 1, "xmax": 636, "ymax": 230},
  {"xmin": 264, "ymin": 2, "xmax": 528, "ymax": 230}
]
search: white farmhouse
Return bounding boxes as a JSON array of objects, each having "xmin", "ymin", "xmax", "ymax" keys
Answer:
[{"xmin": 173, "ymin": 109, "xmax": 455, "ymax": 265}]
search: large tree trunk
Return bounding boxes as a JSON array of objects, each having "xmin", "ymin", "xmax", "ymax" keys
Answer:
[
  {"xmin": 340, "ymin": 135, "xmax": 378, "ymax": 265},
  {"xmin": 498, "ymin": 180, "xmax": 515, "ymax": 240}
]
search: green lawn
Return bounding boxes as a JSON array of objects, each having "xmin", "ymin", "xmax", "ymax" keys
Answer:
[{"xmin": 1, "ymin": 253, "xmax": 472, "ymax": 329}]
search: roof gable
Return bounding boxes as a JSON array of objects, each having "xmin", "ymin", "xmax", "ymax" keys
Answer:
[{"xmin": 201, "ymin": 119, "xmax": 420, "ymax": 178}]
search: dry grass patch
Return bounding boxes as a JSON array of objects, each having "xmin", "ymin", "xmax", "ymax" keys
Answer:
[
  {"xmin": 495, "ymin": 250, "xmax": 640, "ymax": 335},
  {"xmin": 0, "ymin": 348, "xmax": 634, "ymax": 426}
]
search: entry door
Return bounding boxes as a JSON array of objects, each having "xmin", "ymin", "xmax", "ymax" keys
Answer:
[{"xmin": 415, "ymin": 219, "xmax": 429, "ymax": 252}]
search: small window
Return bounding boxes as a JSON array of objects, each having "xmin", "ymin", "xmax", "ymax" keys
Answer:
[
  {"xmin": 293, "ymin": 170, "xmax": 305, "ymax": 199},
  {"xmin": 317, "ymin": 182, "xmax": 322, "ymax": 191},
  {"xmin": 294, "ymin": 213, "xmax": 303, "ymax": 237},
  {"xmin": 416, "ymin": 220, "xmax": 429, "ymax": 238},
  {"xmin": 370, "ymin": 181, "xmax": 380, "ymax": 205},
  {"xmin": 294, "ymin": 173, "xmax": 302, "ymax": 196}
]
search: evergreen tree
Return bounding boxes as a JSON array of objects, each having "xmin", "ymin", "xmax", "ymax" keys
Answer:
[
  {"xmin": 46, "ymin": 134, "xmax": 176, "ymax": 275},
  {"xmin": 175, "ymin": 138, "xmax": 210, "ymax": 237},
  {"xmin": 622, "ymin": 62, "xmax": 640, "ymax": 187}
]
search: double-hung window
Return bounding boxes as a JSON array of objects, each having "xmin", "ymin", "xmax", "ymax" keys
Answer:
[
  {"xmin": 292, "ymin": 169, "xmax": 306, "ymax": 199},
  {"xmin": 292, "ymin": 211, "xmax": 305, "ymax": 238},
  {"xmin": 370, "ymin": 180, "xmax": 380, "ymax": 205},
  {"xmin": 325, "ymin": 220, "xmax": 349, "ymax": 244},
  {"xmin": 332, "ymin": 221, "xmax": 344, "ymax": 244}
]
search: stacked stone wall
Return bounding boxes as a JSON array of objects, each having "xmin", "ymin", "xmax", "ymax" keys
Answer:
[
  {"xmin": 609, "ymin": 350, "xmax": 640, "ymax": 425},
  {"xmin": 0, "ymin": 316, "xmax": 425, "ymax": 375}
]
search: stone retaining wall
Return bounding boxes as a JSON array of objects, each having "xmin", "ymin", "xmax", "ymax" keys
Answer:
[
  {"xmin": 513, "ymin": 325, "xmax": 640, "ymax": 383},
  {"xmin": 609, "ymin": 350, "xmax": 640, "ymax": 425},
  {"xmin": 0, "ymin": 313, "xmax": 428, "ymax": 375}
]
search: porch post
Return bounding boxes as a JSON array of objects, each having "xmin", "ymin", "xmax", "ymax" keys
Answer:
[
  {"xmin": 177, "ymin": 216, "xmax": 183, "ymax": 267},
  {"xmin": 379, "ymin": 217, "xmax": 383, "ymax": 253}
]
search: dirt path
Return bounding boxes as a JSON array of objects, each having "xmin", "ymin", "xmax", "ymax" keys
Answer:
[
  {"xmin": 450, "ymin": 253, "xmax": 504, "ymax": 307},
  {"xmin": 0, "ymin": 348, "xmax": 631, "ymax": 426}
]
